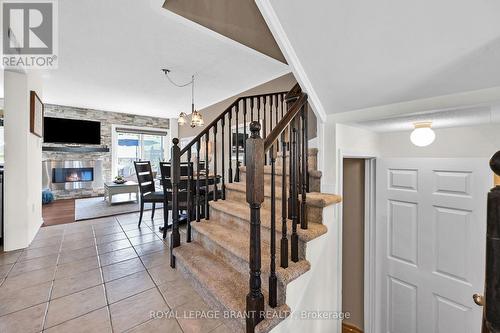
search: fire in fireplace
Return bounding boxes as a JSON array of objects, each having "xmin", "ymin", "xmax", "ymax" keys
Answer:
[{"xmin": 52, "ymin": 167, "xmax": 94, "ymax": 183}]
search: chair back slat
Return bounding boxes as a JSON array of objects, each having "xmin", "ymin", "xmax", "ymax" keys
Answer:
[{"xmin": 134, "ymin": 161, "xmax": 155, "ymax": 194}]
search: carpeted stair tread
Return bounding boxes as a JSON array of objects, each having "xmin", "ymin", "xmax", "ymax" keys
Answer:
[
  {"xmin": 209, "ymin": 199, "xmax": 328, "ymax": 242},
  {"xmin": 173, "ymin": 242, "xmax": 291, "ymax": 332},
  {"xmin": 192, "ymin": 220, "xmax": 310, "ymax": 283},
  {"xmin": 225, "ymin": 182, "xmax": 341, "ymax": 208}
]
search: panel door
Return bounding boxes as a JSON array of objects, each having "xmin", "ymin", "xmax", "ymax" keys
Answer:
[{"xmin": 375, "ymin": 158, "xmax": 490, "ymax": 333}]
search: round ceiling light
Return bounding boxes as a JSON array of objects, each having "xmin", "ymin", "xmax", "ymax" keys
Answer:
[{"xmin": 410, "ymin": 122, "xmax": 435, "ymax": 147}]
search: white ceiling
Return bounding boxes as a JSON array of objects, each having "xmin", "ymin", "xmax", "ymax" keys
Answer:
[
  {"xmin": 352, "ymin": 104, "xmax": 500, "ymax": 132},
  {"xmin": 1, "ymin": 0, "xmax": 289, "ymax": 118},
  {"xmin": 266, "ymin": 0, "xmax": 500, "ymax": 115}
]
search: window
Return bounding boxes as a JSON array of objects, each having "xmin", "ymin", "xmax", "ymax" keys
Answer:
[{"xmin": 115, "ymin": 128, "xmax": 166, "ymax": 178}]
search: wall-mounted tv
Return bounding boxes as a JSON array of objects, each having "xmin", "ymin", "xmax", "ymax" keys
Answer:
[{"xmin": 44, "ymin": 117, "xmax": 101, "ymax": 145}]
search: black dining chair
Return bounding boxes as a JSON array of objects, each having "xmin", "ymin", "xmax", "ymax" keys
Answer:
[
  {"xmin": 159, "ymin": 161, "xmax": 196, "ymax": 239},
  {"xmin": 134, "ymin": 161, "xmax": 164, "ymax": 226}
]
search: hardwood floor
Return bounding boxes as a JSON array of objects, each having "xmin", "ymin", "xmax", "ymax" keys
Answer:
[{"xmin": 42, "ymin": 199, "xmax": 75, "ymax": 226}]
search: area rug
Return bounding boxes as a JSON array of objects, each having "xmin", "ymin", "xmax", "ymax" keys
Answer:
[{"xmin": 75, "ymin": 195, "xmax": 162, "ymax": 221}]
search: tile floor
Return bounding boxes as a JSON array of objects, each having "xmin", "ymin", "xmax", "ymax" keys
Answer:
[{"xmin": 0, "ymin": 212, "xmax": 233, "ymax": 333}]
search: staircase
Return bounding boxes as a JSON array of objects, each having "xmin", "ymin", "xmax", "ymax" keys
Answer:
[{"xmin": 167, "ymin": 84, "xmax": 341, "ymax": 332}]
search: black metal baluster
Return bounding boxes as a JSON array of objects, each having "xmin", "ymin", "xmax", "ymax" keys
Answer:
[
  {"xmin": 304, "ymin": 103, "xmax": 309, "ymax": 192},
  {"xmin": 300, "ymin": 105, "xmax": 308, "ymax": 230},
  {"xmin": 245, "ymin": 122, "xmax": 264, "ymax": 332},
  {"xmin": 170, "ymin": 138, "xmax": 181, "ymax": 268},
  {"xmin": 269, "ymin": 144, "xmax": 277, "ymax": 308},
  {"xmin": 290, "ymin": 116, "xmax": 299, "ymax": 262},
  {"xmin": 196, "ymin": 140, "xmax": 201, "ymax": 222},
  {"xmin": 228, "ymin": 109, "xmax": 233, "ymax": 184},
  {"xmin": 257, "ymin": 97, "xmax": 261, "ymax": 124},
  {"xmin": 187, "ymin": 147, "xmax": 192, "ymax": 242},
  {"xmin": 243, "ymin": 98, "xmax": 248, "ymax": 166},
  {"xmin": 213, "ymin": 124, "xmax": 218, "ymax": 201},
  {"xmin": 235, "ymin": 101, "xmax": 240, "ymax": 182},
  {"xmin": 205, "ymin": 132, "xmax": 209, "ymax": 220},
  {"xmin": 280, "ymin": 131, "xmax": 288, "ymax": 269},
  {"xmin": 250, "ymin": 97, "xmax": 254, "ymax": 122},
  {"xmin": 263, "ymin": 96, "xmax": 267, "ymax": 165},
  {"xmin": 221, "ymin": 116, "xmax": 226, "ymax": 200}
]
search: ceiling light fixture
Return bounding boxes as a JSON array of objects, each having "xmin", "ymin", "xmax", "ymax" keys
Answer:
[
  {"xmin": 162, "ymin": 69, "xmax": 204, "ymax": 128},
  {"xmin": 410, "ymin": 122, "xmax": 435, "ymax": 147}
]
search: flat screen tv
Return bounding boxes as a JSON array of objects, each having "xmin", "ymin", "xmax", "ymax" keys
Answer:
[{"xmin": 43, "ymin": 117, "xmax": 101, "ymax": 145}]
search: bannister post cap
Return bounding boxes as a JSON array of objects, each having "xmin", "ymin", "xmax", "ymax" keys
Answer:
[
  {"xmin": 250, "ymin": 121, "xmax": 261, "ymax": 137},
  {"xmin": 490, "ymin": 151, "xmax": 500, "ymax": 176},
  {"xmin": 172, "ymin": 138, "xmax": 179, "ymax": 145}
]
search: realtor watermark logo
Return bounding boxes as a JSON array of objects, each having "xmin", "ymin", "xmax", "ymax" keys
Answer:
[{"xmin": 1, "ymin": 0, "xmax": 58, "ymax": 69}]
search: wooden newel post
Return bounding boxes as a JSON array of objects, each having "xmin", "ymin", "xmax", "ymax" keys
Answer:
[
  {"xmin": 170, "ymin": 138, "xmax": 181, "ymax": 268},
  {"xmin": 483, "ymin": 151, "xmax": 500, "ymax": 333},
  {"xmin": 245, "ymin": 121, "xmax": 265, "ymax": 333}
]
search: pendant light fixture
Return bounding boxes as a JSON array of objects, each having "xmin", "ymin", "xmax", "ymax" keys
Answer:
[
  {"xmin": 162, "ymin": 69, "xmax": 204, "ymax": 128},
  {"xmin": 410, "ymin": 121, "xmax": 435, "ymax": 147}
]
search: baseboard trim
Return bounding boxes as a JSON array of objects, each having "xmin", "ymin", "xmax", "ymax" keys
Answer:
[{"xmin": 342, "ymin": 322, "xmax": 363, "ymax": 333}]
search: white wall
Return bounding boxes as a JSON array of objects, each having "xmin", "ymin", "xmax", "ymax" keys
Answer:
[
  {"xmin": 378, "ymin": 123, "xmax": 500, "ymax": 158},
  {"xmin": 4, "ymin": 71, "xmax": 43, "ymax": 251}
]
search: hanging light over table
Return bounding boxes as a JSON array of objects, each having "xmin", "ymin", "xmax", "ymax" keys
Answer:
[{"xmin": 162, "ymin": 69, "xmax": 204, "ymax": 128}]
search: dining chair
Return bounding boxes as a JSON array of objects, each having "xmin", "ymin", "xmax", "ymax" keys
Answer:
[
  {"xmin": 134, "ymin": 161, "xmax": 164, "ymax": 226},
  {"xmin": 159, "ymin": 161, "xmax": 195, "ymax": 239}
]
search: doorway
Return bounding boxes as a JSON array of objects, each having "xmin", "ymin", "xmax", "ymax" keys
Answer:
[{"xmin": 342, "ymin": 158, "xmax": 366, "ymax": 333}]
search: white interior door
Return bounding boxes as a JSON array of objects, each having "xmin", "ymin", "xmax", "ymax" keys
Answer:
[{"xmin": 375, "ymin": 158, "xmax": 490, "ymax": 333}]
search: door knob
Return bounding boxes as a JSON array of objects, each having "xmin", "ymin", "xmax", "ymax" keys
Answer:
[{"xmin": 473, "ymin": 293, "xmax": 485, "ymax": 306}]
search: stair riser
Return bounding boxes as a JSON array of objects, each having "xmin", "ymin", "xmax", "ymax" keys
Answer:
[
  {"xmin": 224, "ymin": 189, "xmax": 325, "ymax": 224},
  {"xmin": 191, "ymin": 226, "xmax": 288, "ymax": 307},
  {"xmin": 174, "ymin": 256, "xmax": 246, "ymax": 332},
  {"xmin": 239, "ymin": 171, "xmax": 321, "ymax": 192},
  {"xmin": 209, "ymin": 208, "xmax": 307, "ymax": 261},
  {"xmin": 275, "ymin": 151, "xmax": 318, "ymax": 171}
]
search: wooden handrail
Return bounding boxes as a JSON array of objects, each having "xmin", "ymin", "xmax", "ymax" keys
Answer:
[
  {"xmin": 179, "ymin": 91, "xmax": 287, "ymax": 155},
  {"xmin": 263, "ymin": 92, "xmax": 307, "ymax": 152}
]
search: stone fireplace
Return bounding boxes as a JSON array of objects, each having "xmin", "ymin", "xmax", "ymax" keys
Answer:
[{"xmin": 42, "ymin": 160, "xmax": 104, "ymax": 198}]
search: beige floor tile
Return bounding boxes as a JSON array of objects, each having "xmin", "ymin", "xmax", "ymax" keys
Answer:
[
  {"xmin": 140, "ymin": 249, "xmax": 170, "ymax": 269},
  {"xmin": 124, "ymin": 228, "xmax": 153, "ymax": 238},
  {"xmin": 121, "ymin": 223, "xmax": 143, "ymax": 232},
  {"xmin": 105, "ymin": 271, "xmax": 155, "ymax": 304},
  {"xmin": 99, "ymin": 247, "xmax": 138, "ymax": 267},
  {"xmin": 127, "ymin": 317, "xmax": 183, "ymax": 333},
  {"xmin": 134, "ymin": 240, "xmax": 168, "ymax": 256},
  {"xmin": 60, "ymin": 238, "xmax": 96, "ymax": 252},
  {"xmin": 0, "ymin": 264, "xmax": 13, "ymax": 280},
  {"xmin": 159, "ymin": 278, "xmax": 200, "ymax": 309},
  {"xmin": 129, "ymin": 233, "xmax": 160, "ymax": 246},
  {"xmin": 44, "ymin": 306, "xmax": 112, "ymax": 333},
  {"xmin": 0, "ymin": 281, "xmax": 52, "ymax": 316},
  {"xmin": 19, "ymin": 245, "xmax": 60, "ymax": 261},
  {"xmin": 1, "ymin": 266, "xmax": 56, "ymax": 291},
  {"xmin": 51, "ymin": 268, "xmax": 103, "ymax": 299},
  {"xmin": 29, "ymin": 235, "xmax": 63, "ymax": 249},
  {"xmin": 95, "ymin": 232, "xmax": 127, "ymax": 245},
  {"xmin": 0, "ymin": 250, "xmax": 23, "ymax": 266},
  {"xmin": 58, "ymin": 246, "xmax": 98, "ymax": 264},
  {"xmin": 9, "ymin": 254, "xmax": 58, "ymax": 276},
  {"xmin": 97, "ymin": 239, "xmax": 132, "ymax": 254},
  {"xmin": 109, "ymin": 288, "xmax": 169, "ymax": 332},
  {"xmin": 0, "ymin": 302, "xmax": 47, "ymax": 333},
  {"xmin": 174, "ymin": 298, "xmax": 222, "ymax": 333},
  {"xmin": 147, "ymin": 263, "xmax": 183, "ymax": 286},
  {"xmin": 101, "ymin": 257, "xmax": 145, "ymax": 282},
  {"xmin": 209, "ymin": 324, "xmax": 235, "ymax": 333},
  {"xmin": 44, "ymin": 285, "xmax": 107, "ymax": 329},
  {"xmin": 55, "ymin": 256, "xmax": 99, "ymax": 280},
  {"xmin": 63, "ymin": 230, "xmax": 95, "ymax": 241},
  {"xmin": 93, "ymin": 225, "xmax": 123, "ymax": 236}
]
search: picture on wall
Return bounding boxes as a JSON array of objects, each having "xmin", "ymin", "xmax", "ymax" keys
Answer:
[{"xmin": 30, "ymin": 91, "xmax": 44, "ymax": 138}]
